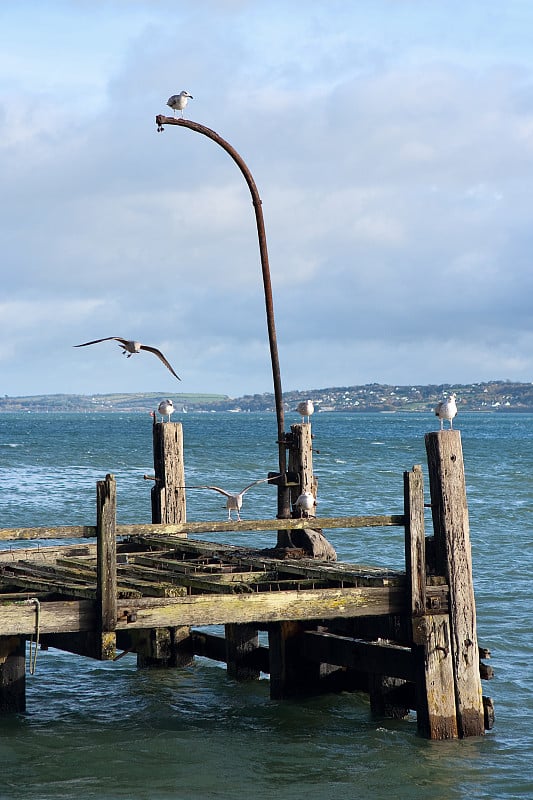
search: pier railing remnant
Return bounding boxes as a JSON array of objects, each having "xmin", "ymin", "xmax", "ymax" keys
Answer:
[{"xmin": 0, "ymin": 421, "xmax": 493, "ymax": 739}]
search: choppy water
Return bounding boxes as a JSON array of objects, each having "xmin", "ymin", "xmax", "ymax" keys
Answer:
[{"xmin": 0, "ymin": 411, "xmax": 531, "ymax": 799}]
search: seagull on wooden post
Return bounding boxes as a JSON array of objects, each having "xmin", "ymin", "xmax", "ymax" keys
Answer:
[
  {"xmin": 167, "ymin": 91, "xmax": 193, "ymax": 117},
  {"xmin": 74, "ymin": 337, "xmax": 181, "ymax": 380},
  {"xmin": 434, "ymin": 393, "xmax": 458, "ymax": 429},
  {"xmin": 158, "ymin": 399, "xmax": 174, "ymax": 422},
  {"xmin": 296, "ymin": 400, "xmax": 314, "ymax": 423}
]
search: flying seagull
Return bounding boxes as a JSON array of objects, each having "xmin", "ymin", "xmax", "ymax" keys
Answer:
[
  {"xmin": 167, "ymin": 91, "xmax": 193, "ymax": 117},
  {"xmin": 74, "ymin": 337, "xmax": 181, "ymax": 380},
  {"xmin": 183, "ymin": 476, "xmax": 278, "ymax": 521},
  {"xmin": 295, "ymin": 491, "xmax": 317, "ymax": 518},
  {"xmin": 434, "ymin": 393, "xmax": 458, "ymax": 429},
  {"xmin": 296, "ymin": 400, "xmax": 314, "ymax": 423},
  {"xmin": 158, "ymin": 399, "xmax": 174, "ymax": 422}
]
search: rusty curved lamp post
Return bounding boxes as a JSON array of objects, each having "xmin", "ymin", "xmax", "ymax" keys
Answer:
[{"xmin": 155, "ymin": 115, "xmax": 290, "ymax": 519}]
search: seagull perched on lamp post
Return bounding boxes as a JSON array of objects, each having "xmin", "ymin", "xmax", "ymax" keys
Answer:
[
  {"xmin": 74, "ymin": 337, "xmax": 181, "ymax": 380},
  {"xmin": 182, "ymin": 476, "xmax": 279, "ymax": 521},
  {"xmin": 434, "ymin": 393, "xmax": 458, "ymax": 429},
  {"xmin": 167, "ymin": 91, "xmax": 193, "ymax": 117},
  {"xmin": 296, "ymin": 400, "xmax": 314, "ymax": 423}
]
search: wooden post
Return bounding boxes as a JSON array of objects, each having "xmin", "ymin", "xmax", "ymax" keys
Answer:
[
  {"xmin": 139, "ymin": 419, "xmax": 191, "ymax": 668},
  {"xmin": 288, "ymin": 423, "xmax": 315, "ymax": 509},
  {"xmin": 225, "ymin": 623, "xmax": 260, "ymax": 680},
  {"xmin": 425, "ymin": 431, "xmax": 485, "ymax": 737},
  {"xmin": 278, "ymin": 423, "xmax": 335, "ymax": 558},
  {"xmin": 268, "ymin": 621, "xmax": 321, "ymax": 698},
  {"xmin": 151, "ymin": 420, "xmax": 186, "ymax": 525},
  {"xmin": 0, "ymin": 637, "xmax": 26, "ymax": 713},
  {"xmin": 96, "ymin": 474, "xmax": 117, "ymax": 661},
  {"xmin": 277, "ymin": 423, "xmax": 314, "ymax": 548},
  {"xmin": 404, "ymin": 464, "xmax": 459, "ymax": 738}
]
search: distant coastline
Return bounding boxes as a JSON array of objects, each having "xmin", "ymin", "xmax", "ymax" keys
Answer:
[{"xmin": 1, "ymin": 381, "xmax": 532, "ymax": 413}]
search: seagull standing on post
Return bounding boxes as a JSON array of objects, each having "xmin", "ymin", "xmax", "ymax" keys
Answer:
[
  {"xmin": 167, "ymin": 91, "xmax": 193, "ymax": 117},
  {"xmin": 434, "ymin": 393, "xmax": 458, "ymax": 429},
  {"xmin": 158, "ymin": 399, "xmax": 174, "ymax": 422},
  {"xmin": 296, "ymin": 400, "xmax": 314, "ymax": 423}
]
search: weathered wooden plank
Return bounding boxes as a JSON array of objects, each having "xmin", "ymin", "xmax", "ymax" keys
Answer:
[
  {"xmin": 404, "ymin": 465, "xmax": 426, "ymax": 616},
  {"xmin": 0, "ymin": 600, "xmax": 96, "ymax": 636},
  {"xmin": 0, "ymin": 526, "xmax": 97, "ymax": 541},
  {"xmin": 412, "ymin": 613, "xmax": 458, "ymax": 739},
  {"xmin": 425, "ymin": 431, "xmax": 485, "ymax": 738},
  {"xmin": 0, "ymin": 543, "xmax": 98, "ymax": 563},
  {"xmin": 0, "ymin": 514, "xmax": 405, "ymax": 542},
  {"xmin": 112, "ymin": 585, "xmax": 405, "ymax": 629},
  {"xmin": 0, "ymin": 573, "xmax": 98, "ymax": 599}
]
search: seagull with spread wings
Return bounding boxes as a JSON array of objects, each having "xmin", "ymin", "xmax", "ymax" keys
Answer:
[
  {"xmin": 184, "ymin": 476, "xmax": 278, "ymax": 521},
  {"xmin": 74, "ymin": 337, "xmax": 180, "ymax": 380}
]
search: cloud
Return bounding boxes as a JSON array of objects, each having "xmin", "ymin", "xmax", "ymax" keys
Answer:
[{"xmin": 1, "ymin": 1, "xmax": 533, "ymax": 395}]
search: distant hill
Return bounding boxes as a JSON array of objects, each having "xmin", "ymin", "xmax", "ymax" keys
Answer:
[{"xmin": 1, "ymin": 381, "xmax": 532, "ymax": 413}]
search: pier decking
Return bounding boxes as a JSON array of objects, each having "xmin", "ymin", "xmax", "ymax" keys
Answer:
[{"xmin": 0, "ymin": 422, "xmax": 494, "ymax": 739}]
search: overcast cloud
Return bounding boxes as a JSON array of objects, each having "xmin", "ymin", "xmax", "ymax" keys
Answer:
[{"xmin": 1, "ymin": 1, "xmax": 532, "ymax": 397}]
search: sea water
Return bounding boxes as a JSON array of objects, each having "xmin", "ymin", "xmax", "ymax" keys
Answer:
[{"xmin": 0, "ymin": 411, "xmax": 531, "ymax": 800}]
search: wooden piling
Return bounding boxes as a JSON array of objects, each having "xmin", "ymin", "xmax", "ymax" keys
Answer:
[
  {"xmin": 404, "ymin": 464, "xmax": 458, "ymax": 738},
  {"xmin": 268, "ymin": 621, "xmax": 320, "ymax": 699},
  {"xmin": 96, "ymin": 473, "xmax": 116, "ymax": 660},
  {"xmin": 276, "ymin": 423, "xmax": 315, "ymax": 548},
  {"xmin": 151, "ymin": 420, "xmax": 186, "ymax": 525},
  {"xmin": 138, "ymin": 420, "xmax": 191, "ymax": 668},
  {"xmin": 425, "ymin": 431, "xmax": 485, "ymax": 738},
  {"xmin": 0, "ymin": 636, "xmax": 26, "ymax": 713},
  {"xmin": 225, "ymin": 623, "xmax": 261, "ymax": 680},
  {"xmin": 280, "ymin": 422, "xmax": 336, "ymax": 559}
]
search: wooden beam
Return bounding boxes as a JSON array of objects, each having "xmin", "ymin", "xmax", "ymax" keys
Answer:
[
  {"xmin": 113, "ymin": 585, "xmax": 405, "ymax": 629},
  {"xmin": 301, "ymin": 631, "xmax": 415, "ymax": 681},
  {"xmin": 0, "ymin": 514, "xmax": 405, "ymax": 541}
]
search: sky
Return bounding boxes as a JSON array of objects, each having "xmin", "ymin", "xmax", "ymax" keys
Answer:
[{"xmin": 1, "ymin": 1, "xmax": 533, "ymax": 398}]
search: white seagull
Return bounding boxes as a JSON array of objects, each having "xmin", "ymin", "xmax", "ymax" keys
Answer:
[
  {"xmin": 74, "ymin": 337, "xmax": 181, "ymax": 380},
  {"xmin": 167, "ymin": 91, "xmax": 193, "ymax": 117},
  {"xmin": 295, "ymin": 491, "xmax": 317, "ymax": 518},
  {"xmin": 183, "ymin": 477, "xmax": 277, "ymax": 521},
  {"xmin": 158, "ymin": 399, "xmax": 174, "ymax": 422},
  {"xmin": 296, "ymin": 400, "xmax": 314, "ymax": 423},
  {"xmin": 434, "ymin": 393, "xmax": 458, "ymax": 430}
]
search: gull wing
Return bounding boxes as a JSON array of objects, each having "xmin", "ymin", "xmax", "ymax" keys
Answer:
[
  {"xmin": 140, "ymin": 344, "xmax": 181, "ymax": 380},
  {"xmin": 74, "ymin": 337, "xmax": 126, "ymax": 348}
]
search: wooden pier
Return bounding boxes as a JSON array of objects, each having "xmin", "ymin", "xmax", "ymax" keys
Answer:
[{"xmin": 0, "ymin": 421, "xmax": 493, "ymax": 739}]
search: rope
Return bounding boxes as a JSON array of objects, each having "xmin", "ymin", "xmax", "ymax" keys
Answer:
[{"xmin": 27, "ymin": 597, "xmax": 40, "ymax": 675}]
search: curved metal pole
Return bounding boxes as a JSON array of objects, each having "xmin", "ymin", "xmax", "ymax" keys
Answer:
[{"xmin": 155, "ymin": 115, "xmax": 290, "ymax": 518}]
